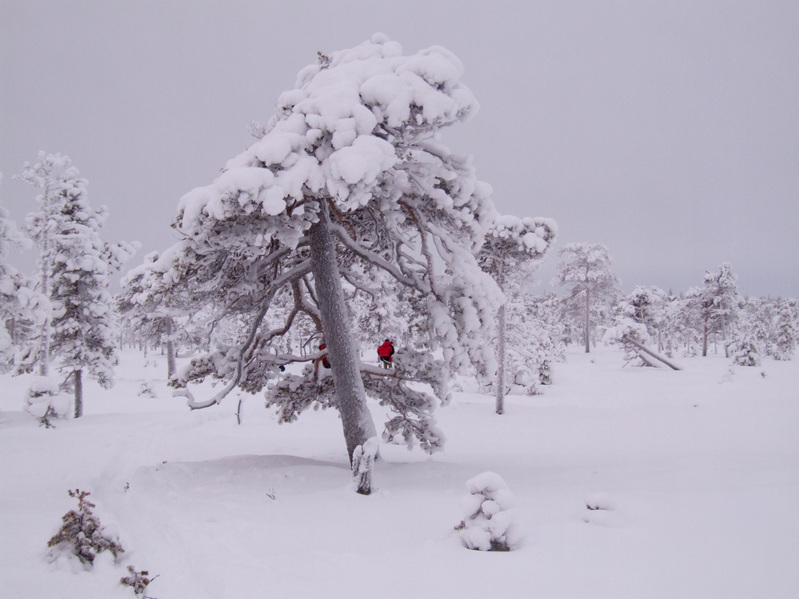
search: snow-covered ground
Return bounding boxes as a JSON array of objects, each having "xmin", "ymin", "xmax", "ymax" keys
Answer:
[{"xmin": 1, "ymin": 346, "xmax": 797, "ymax": 598}]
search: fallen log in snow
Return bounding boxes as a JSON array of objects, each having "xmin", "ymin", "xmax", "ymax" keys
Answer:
[{"xmin": 622, "ymin": 336, "xmax": 682, "ymax": 371}]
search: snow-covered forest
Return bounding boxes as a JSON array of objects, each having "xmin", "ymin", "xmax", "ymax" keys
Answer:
[{"xmin": 1, "ymin": 35, "xmax": 798, "ymax": 598}]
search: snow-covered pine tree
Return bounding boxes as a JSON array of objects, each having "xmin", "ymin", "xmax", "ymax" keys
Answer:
[
  {"xmin": 677, "ymin": 288, "xmax": 705, "ymax": 356},
  {"xmin": 118, "ymin": 249, "xmax": 191, "ymax": 379},
  {"xmin": 520, "ymin": 292, "xmax": 567, "ymax": 386},
  {"xmin": 154, "ymin": 35, "xmax": 501, "ymax": 482},
  {"xmin": 621, "ymin": 286, "xmax": 669, "ymax": 349},
  {"xmin": 0, "ymin": 192, "xmax": 48, "ymax": 370},
  {"xmin": 478, "ymin": 215, "xmax": 556, "ymax": 414},
  {"xmin": 17, "ymin": 152, "xmax": 137, "ymax": 417},
  {"xmin": 551, "ymin": 243, "xmax": 620, "ymax": 353},
  {"xmin": 698, "ymin": 262, "xmax": 742, "ymax": 357},
  {"xmin": 609, "ymin": 286, "xmax": 671, "ymax": 366},
  {"xmin": 770, "ymin": 299, "xmax": 797, "ymax": 360}
]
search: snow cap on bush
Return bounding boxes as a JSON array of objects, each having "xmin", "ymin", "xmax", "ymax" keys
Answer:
[
  {"xmin": 25, "ymin": 376, "xmax": 71, "ymax": 425},
  {"xmin": 457, "ymin": 471, "xmax": 521, "ymax": 551}
]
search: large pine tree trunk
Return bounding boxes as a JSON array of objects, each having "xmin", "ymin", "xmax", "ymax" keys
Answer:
[
  {"xmin": 73, "ymin": 369, "xmax": 83, "ymax": 419},
  {"xmin": 308, "ymin": 200, "xmax": 376, "ymax": 466}
]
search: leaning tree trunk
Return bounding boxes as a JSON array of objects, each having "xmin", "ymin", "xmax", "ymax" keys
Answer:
[
  {"xmin": 73, "ymin": 369, "xmax": 83, "ymax": 419},
  {"xmin": 308, "ymin": 199, "xmax": 377, "ymax": 467}
]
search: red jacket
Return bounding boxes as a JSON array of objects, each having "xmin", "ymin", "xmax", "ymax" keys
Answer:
[{"xmin": 377, "ymin": 341, "xmax": 394, "ymax": 359}]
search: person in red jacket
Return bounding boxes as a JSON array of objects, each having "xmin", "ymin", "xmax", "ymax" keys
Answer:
[
  {"xmin": 313, "ymin": 342, "xmax": 331, "ymax": 376},
  {"xmin": 377, "ymin": 339, "xmax": 394, "ymax": 369}
]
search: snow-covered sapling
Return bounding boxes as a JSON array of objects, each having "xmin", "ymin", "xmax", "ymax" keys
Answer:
[
  {"xmin": 731, "ymin": 338, "xmax": 760, "ymax": 367},
  {"xmin": 137, "ymin": 381, "xmax": 157, "ymax": 398},
  {"xmin": 47, "ymin": 489, "xmax": 125, "ymax": 568},
  {"xmin": 25, "ymin": 375, "xmax": 70, "ymax": 427},
  {"xmin": 456, "ymin": 472, "xmax": 521, "ymax": 551},
  {"xmin": 120, "ymin": 565, "xmax": 160, "ymax": 598}
]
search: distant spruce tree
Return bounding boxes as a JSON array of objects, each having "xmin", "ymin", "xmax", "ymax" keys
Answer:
[
  {"xmin": 698, "ymin": 262, "xmax": 742, "ymax": 358},
  {"xmin": 552, "ymin": 243, "xmax": 620, "ymax": 353},
  {"xmin": 770, "ymin": 300, "xmax": 796, "ymax": 361},
  {"xmin": 17, "ymin": 153, "xmax": 137, "ymax": 417}
]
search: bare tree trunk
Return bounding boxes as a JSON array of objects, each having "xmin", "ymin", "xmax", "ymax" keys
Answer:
[
  {"xmin": 39, "ymin": 314, "xmax": 51, "ymax": 376},
  {"xmin": 39, "ymin": 184, "xmax": 53, "ymax": 377},
  {"xmin": 165, "ymin": 317, "xmax": 176, "ymax": 379},
  {"xmin": 495, "ymin": 302, "xmax": 506, "ymax": 415},
  {"xmin": 722, "ymin": 317, "xmax": 729, "ymax": 358},
  {"xmin": 308, "ymin": 200, "xmax": 376, "ymax": 466},
  {"xmin": 584, "ymin": 287, "xmax": 591, "ymax": 353},
  {"xmin": 73, "ymin": 369, "xmax": 83, "ymax": 419},
  {"xmin": 702, "ymin": 317, "xmax": 708, "ymax": 357},
  {"xmin": 495, "ymin": 258, "xmax": 506, "ymax": 415}
]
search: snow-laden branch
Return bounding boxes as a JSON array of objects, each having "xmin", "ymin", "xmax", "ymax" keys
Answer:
[
  {"xmin": 340, "ymin": 269, "xmax": 380, "ymax": 299},
  {"xmin": 181, "ymin": 260, "xmax": 312, "ymax": 410},
  {"xmin": 398, "ymin": 201, "xmax": 444, "ymax": 304},
  {"xmin": 329, "ymin": 222, "xmax": 421, "ymax": 291}
]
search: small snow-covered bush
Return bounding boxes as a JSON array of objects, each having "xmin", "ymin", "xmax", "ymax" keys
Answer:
[
  {"xmin": 138, "ymin": 381, "xmax": 157, "ymax": 398},
  {"xmin": 456, "ymin": 472, "xmax": 521, "ymax": 551},
  {"xmin": 120, "ymin": 565, "xmax": 160, "ymax": 597},
  {"xmin": 47, "ymin": 489, "xmax": 125, "ymax": 568},
  {"xmin": 25, "ymin": 376, "xmax": 71, "ymax": 427},
  {"xmin": 731, "ymin": 339, "xmax": 760, "ymax": 367}
]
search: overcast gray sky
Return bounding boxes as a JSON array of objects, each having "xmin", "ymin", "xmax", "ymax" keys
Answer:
[{"xmin": 2, "ymin": 0, "xmax": 798, "ymax": 297}]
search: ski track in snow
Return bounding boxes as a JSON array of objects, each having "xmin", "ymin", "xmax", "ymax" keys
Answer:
[{"xmin": 1, "ymin": 346, "xmax": 797, "ymax": 598}]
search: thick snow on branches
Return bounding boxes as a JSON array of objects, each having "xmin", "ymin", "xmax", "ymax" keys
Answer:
[
  {"xmin": 478, "ymin": 216, "xmax": 558, "ymax": 412},
  {"xmin": 142, "ymin": 34, "xmax": 502, "ymax": 461}
]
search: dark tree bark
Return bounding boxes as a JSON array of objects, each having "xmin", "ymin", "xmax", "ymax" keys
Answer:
[{"xmin": 73, "ymin": 369, "xmax": 83, "ymax": 419}]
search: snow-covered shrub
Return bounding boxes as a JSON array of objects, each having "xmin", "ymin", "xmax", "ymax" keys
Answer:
[
  {"xmin": 120, "ymin": 565, "xmax": 160, "ymax": 597},
  {"xmin": 582, "ymin": 492, "xmax": 619, "ymax": 526},
  {"xmin": 25, "ymin": 376, "xmax": 71, "ymax": 427},
  {"xmin": 47, "ymin": 489, "xmax": 125, "ymax": 568},
  {"xmin": 138, "ymin": 381, "xmax": 157, "ymax": 398},
  {"xmin": 456, "ymin": 472, "xmax": 521, "ymax": 551},
  {"xmin": 731, "ymin": 339, "xmax": 760, "ymax": 367}
]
